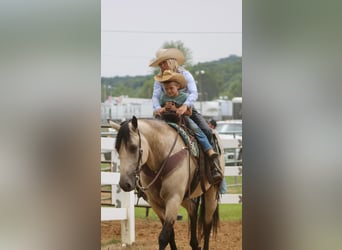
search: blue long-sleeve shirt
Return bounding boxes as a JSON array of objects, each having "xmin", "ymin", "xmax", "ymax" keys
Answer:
[{"xmin": 152, "ymin": 69, "xmax": 198, "ymax": 112}]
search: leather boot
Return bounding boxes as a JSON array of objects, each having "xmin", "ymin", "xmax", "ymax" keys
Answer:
[
  {"xmin": 207, "ymin": 148, "xmax": 218, "ymax": 158},
  {"xmin": 206, "ymin": 149, "xmax": 223, "ymax": 185}
]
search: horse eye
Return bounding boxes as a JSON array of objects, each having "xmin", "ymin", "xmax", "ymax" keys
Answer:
[{"xmin": 128, "ymin": 144, "xmax": 137, "ymax": 153}]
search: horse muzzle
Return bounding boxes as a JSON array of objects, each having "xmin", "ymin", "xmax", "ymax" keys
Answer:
[{"xmin": 119, "ymin": 173, "xmax": 136, "ymax": 192}]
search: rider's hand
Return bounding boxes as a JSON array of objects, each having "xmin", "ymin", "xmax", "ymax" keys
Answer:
[
  {"xmin": 176, "ymin": 104, "xmax": 188, "ymax": 116},
  {"xmin": 156, "ymin": 107, "xmax": 166, "ymax": 116}
]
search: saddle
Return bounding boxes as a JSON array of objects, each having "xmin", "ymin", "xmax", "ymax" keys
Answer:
[{"xmin": 167, "ymin": 121, "xmax": 199, "ymax": 158}]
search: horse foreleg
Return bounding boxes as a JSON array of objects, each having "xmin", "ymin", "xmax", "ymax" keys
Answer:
[
  {"xmin": 202, "ymin": 221, "xmax": 212, "ymax": 250},
  {"xmin": 169, "ymin": 227, "xmax": 177, "ymax": 250},
  {"xmin": 190, "ymin": 214, "xmax": 200, "ymax": 250},
  {"xmin": 185, "ymin": 198, "xmax": 200, "ymax": 250},
  {"xmin": 158, "ymin": 221, "xmax": 176, "ymax": 250}
]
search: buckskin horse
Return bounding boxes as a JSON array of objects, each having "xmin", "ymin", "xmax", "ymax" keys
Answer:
[{"xmin": 110, "ymin": 116, "xmax": 223, "ymax": 250}]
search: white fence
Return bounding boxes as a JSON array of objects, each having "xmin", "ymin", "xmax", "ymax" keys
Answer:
[
  {"xmin": 101, "ymin": 136, "xmax": 242, "ymax": 245},
  {"xmin": 101, "ymin": 172, "xmax": 135, "ymax": 244},
  {"xmin": 101, "ymin": 98, "xmax": 236, "ymax": 121},
  {"xmin": 221, "ymin": 166, "xmax": 242, "ymax": 204},
  {"xmin": 220, "ymin": 138, "xmax": 242, "ymax": 204}
]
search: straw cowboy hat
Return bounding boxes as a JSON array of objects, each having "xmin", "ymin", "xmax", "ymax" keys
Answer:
[
  {"xmin": 154, "ymin": 70, "xmax": 187, "ymax": 89},
  {"xmin": 149, "ymin": 48, "xmax": 185, "ymax": 67}
]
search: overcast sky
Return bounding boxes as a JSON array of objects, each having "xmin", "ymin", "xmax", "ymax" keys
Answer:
[{"xmin": 101, "ymin": 0, "xmax": 242, "ymax": 77}]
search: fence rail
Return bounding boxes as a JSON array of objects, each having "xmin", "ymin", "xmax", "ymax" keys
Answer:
[{"xmin": 101, "ymin": 172, "xmax": 135, "ymax": 244}]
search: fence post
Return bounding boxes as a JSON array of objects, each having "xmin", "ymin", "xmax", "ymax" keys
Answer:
[
  {"xmin": 101, "ymin": 172, "xmax": 135, "ymax": 245},
  {"xmin": 119, "ymin": 190, "xmax": 135, "ymax": 244}
]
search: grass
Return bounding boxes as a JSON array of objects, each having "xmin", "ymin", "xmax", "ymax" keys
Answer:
[
  {"xmin": 101, "ymin": 238, "xmax": 121, "ymax": 247},
  {"xmin": 218, "ymin": 204, "xmax": 242, "ymax": 221},
  {"xmin": 134, "ymin": 203, "xmax": 242, "ymax": 222}
]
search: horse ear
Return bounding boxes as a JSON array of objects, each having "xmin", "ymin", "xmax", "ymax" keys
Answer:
[
  {"xmin": 109, "ymin": 120, "xmax": 121, "ymax": 131},
  {"xmin": 132, "ymin": 116, "xmax": 138, "ymax": 129}
]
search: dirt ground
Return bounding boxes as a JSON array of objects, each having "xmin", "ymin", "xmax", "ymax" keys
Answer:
[{"xmin": 101, "ymin": 218, "xmax": 242, "ymax": 250}]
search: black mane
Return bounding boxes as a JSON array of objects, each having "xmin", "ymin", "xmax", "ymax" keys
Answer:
[{"xmin": 115, "ymin": 120, "xmax": 131, "ymax": 151}]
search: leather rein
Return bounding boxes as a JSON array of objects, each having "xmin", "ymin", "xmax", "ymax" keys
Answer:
[{"xmin": 135, "ymin": 124, "xmax": 180, "ymax": 191}]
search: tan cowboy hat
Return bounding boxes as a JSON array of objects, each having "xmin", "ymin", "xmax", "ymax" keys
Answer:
[
  {"xmin": 149, "ymin": 48, "xmax": 185, "ymax": 67},
  {"xmin": 154, "ymin": 70, "xmax": 187, "ymax": 89}
]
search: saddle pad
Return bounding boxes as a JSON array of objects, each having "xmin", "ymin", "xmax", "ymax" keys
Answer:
[{"xmin": 167, "ymin": 122, "xmax": 199, "ymax": 157}]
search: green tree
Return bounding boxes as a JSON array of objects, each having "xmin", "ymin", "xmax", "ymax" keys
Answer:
[
  {"xmin": 162, "ymin": 40, "xmax": 193, "ymax": 67},
  {"xmin": 137, "ymin": 79, "xmax": 154, "ymax": 98}
]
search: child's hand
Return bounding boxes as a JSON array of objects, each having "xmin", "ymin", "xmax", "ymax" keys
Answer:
[{"xmin": 156, "ymin": 107, "xmax": 166, "ymax": 116}]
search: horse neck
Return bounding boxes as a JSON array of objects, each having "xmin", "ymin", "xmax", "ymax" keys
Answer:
[{"xmin": 139, "ymin": 120, "xmax": 182, "ymax": 171}]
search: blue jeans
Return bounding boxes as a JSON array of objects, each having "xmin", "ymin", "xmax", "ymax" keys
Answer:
[
  {"xmin": 185, "ymin": 117, "xmax": 212, "ymax": 152},
  {"xmin": 190, "ymin": 108, "xmax": 213, "ymax": 143}
]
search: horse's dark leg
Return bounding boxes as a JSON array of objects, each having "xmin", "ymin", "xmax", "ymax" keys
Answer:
[
  {"xmin": 190, "ymin": 216, "xmax": 200, "ymax": 250},
  {"xmin": 169, "ymin": 227, "xmax": 177, "ymax": 250},
  {"xmin": 189, "ymin": 198, "xmax": 200, "ymax": 250},
  {"xmin": 202, "ymin": 221, "xmax": 213, "ymax": 250},
  {"xmin": 197, "ymin": 186, "xmax": 220, "ymax": 250},
  {"xmin": 159, "ymin": 221, "xmax": 177, "ymax": 250}
]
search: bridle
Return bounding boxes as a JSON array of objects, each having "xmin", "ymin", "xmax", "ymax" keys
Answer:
[{"xmin": 135, "ymin": 127, "xmax": 143, "ymax": 173}]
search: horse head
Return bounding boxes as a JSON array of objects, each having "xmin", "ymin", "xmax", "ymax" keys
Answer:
[{"xmin": 110, "ymin": 116, "xmax": 146, "ymax": 192}]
